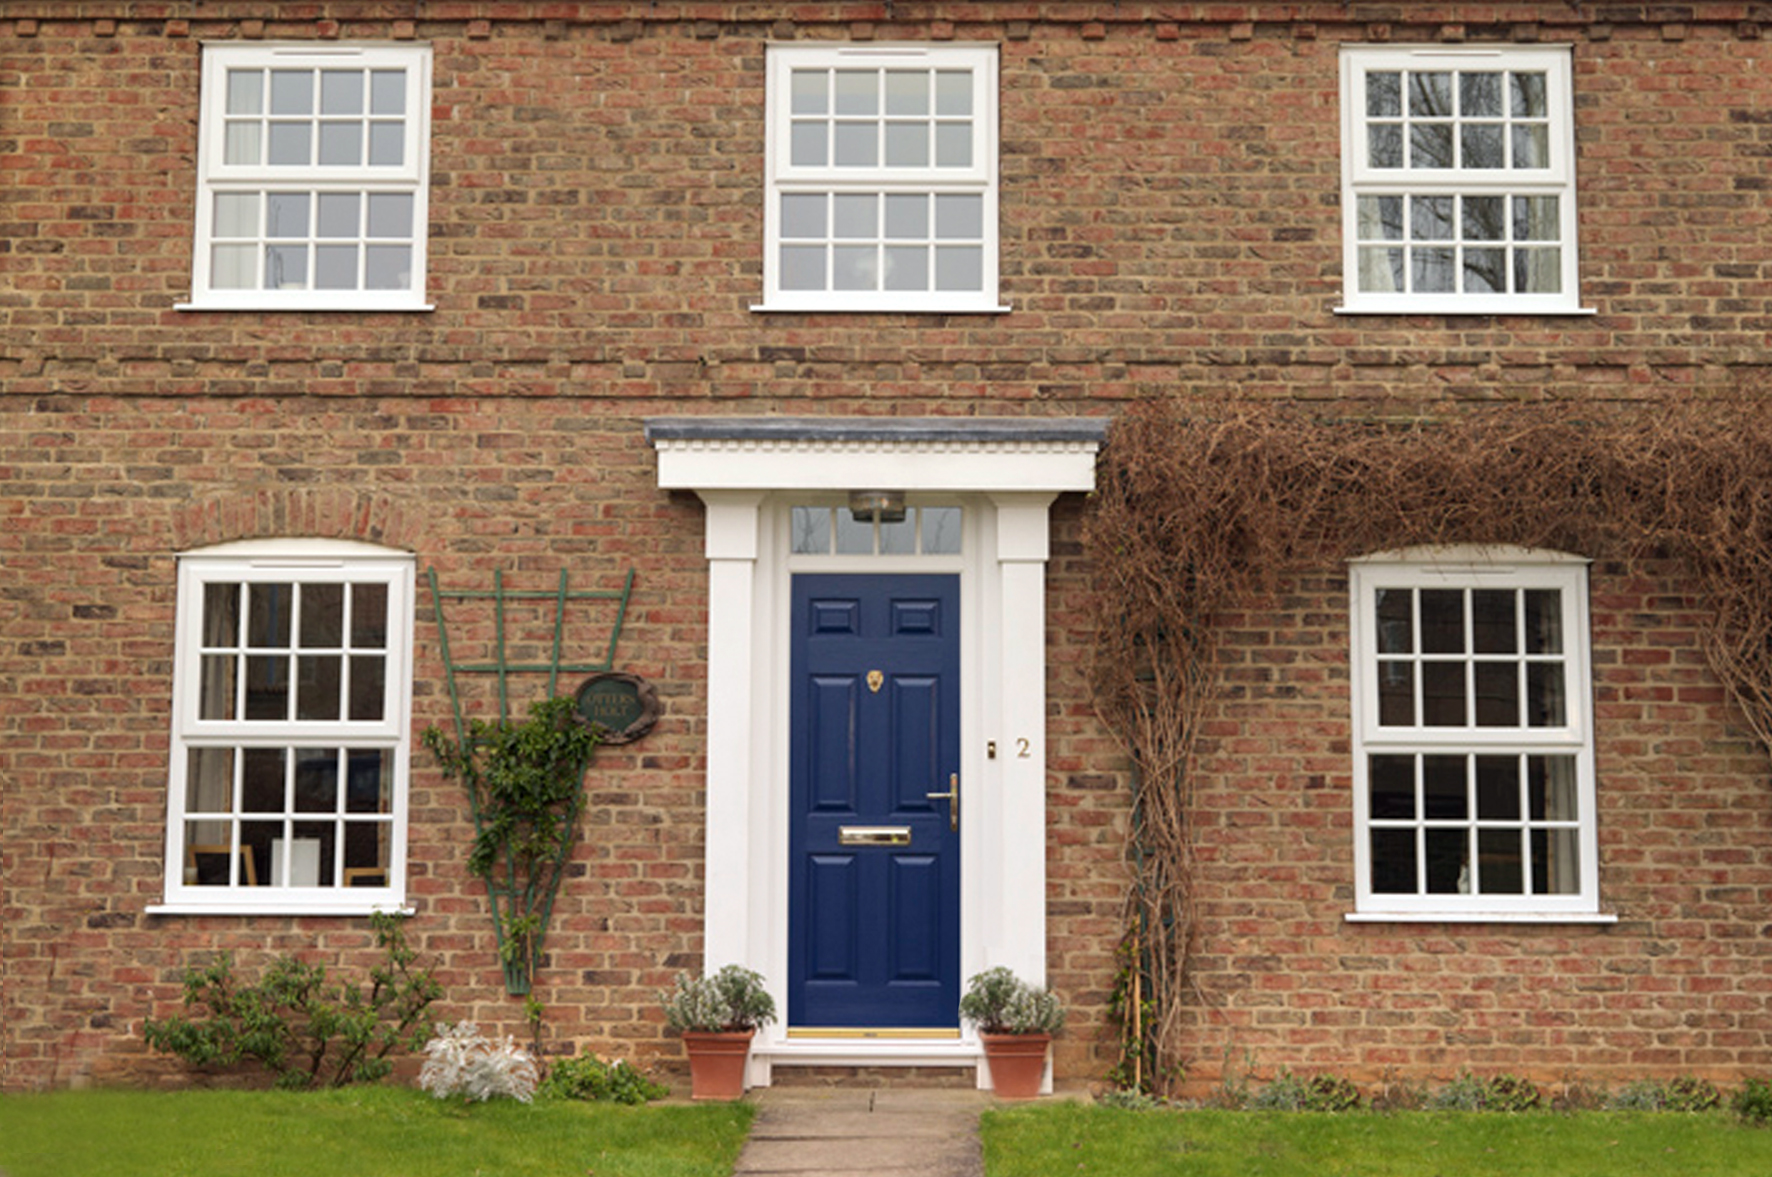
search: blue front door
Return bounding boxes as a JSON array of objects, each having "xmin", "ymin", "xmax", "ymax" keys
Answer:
[{"xmin": 788, "ymin": 573, "xmax": 961, "ymax": 1029}]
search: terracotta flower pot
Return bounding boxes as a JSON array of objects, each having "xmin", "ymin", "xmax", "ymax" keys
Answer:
[
  {"xmin": 980, "ymin": 1032, "xmax": 1050, "ymax": 1100},
  {"xmin": 682, "ymin": 1029, "xmax": 755, "ymax": 1101}
]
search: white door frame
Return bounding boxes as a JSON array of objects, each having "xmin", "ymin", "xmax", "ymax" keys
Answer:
[{"xmin": 647, "ymin": 418, "xmax": 1105, "ymax": 1087}]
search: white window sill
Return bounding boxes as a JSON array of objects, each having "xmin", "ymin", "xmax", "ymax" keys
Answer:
[
  {"xmin": 1345, "ymin": 910, "xmax": 1617, "ymax": 925},
  {"xmin": 1333, "ymin": 304, "xmax": 1597, "ymax": 316},
  {"xmin": 147, "ymin": 902, "xmax": 413, "ymax": 918},
  {"xmin": 752, "ymin": 301, "xmax": 1012, "ymax": 315},
  {"xmin": 176, "ymin": 301, "xmax": 435, "ymax": 313}
]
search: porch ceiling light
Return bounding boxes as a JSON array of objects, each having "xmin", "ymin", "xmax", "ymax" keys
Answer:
[{"xmin": 847, "ymin": 490, "xmax": 907, "ymax": 524}]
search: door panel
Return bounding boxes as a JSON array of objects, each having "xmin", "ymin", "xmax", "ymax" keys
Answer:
[{"xmin": 789, "ymin": 573, "xmax": 960, "ymax": 1029}]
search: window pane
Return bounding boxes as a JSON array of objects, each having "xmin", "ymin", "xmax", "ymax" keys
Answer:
[
  {"xmin": 1462, "ymin": 196, "xmax": 1505, "ymax": 241},
  {"xmin": 349, "ymin": 655, "xmax": 386, "ymax": 721},
  {"xmin": 1532, "ymin": 827, "xmax": 1580, "ymax": 894},
  {"xmin": 1474, "ymin": 662, "xmax": 1519, "ymax": 726},
  {"xmin": 186, "ymin": 747, "xmax": 235, "ymax": 813},
  {"xmin": 242, "ymin": 747, "xmax": 285, "ymax": 812},
  {"xmin": 346, "ymin": 750, "xmax": 393, "ymax": 814},
  {"xmin": 215, "ymin": 193, "xmax": 259, "ymax": 237},
  {"xmin": 1411, "ymin": 196, "xmax": 1454, "ymax": 240},
  {"xmin": 266, "ymin": 245, "xmax": 308, "ymax": 290},
  {"xmin": 1421, "ymin": 661, "xmax": 1466, "ymax": 726},
  {"xmin": 790, "ymin": 69, "xmax": 827, "ymax": 115},
  {"xmin": 1423, "ymin": 755, "xmax": 1467, "ymax": 819},
  {"xmin": 780, "ymin": 245, "xmax": 825, "ymax": 290},
  {"xmin": 1464, "ymin": 249, "xmax": 1505, "ymax": 294},
  {"xmin": 364, "ymin": 246, "xmax": 410, "ymax": 291},
  {"xmin": 1528, "ymin": 755, "xmax": 1579, "ymax": 821},
  {"xmin": 241, "ymin": 822, "xmax": 279, "ymax": 886},
  {"xmin": 367, "ymin": 120, "xmax": 404, "ymax": 166},
  {"xmin": 1371, "ymin": 828, "xmax": 1418, "ymax": 893},
  {"xmin": 1369, "ymin": 754, "xmax": 1415, "ymax": 820},
  {"xmin": 224, "ymin": 122, "xmax": 262, "ymax": 166},
  {"xmin": 1408, "ymin": 71, "xmax": 1451, "ymax": 116},
  {"xmin": 1368, "ymin": 124, "xmax": 1404, "ymax": 170},
  {"xmin": 226, "ymin": 69, "xmax": 263, "ymax": 115},
  {"xmin": 781, "ymin": 194, "xmax": 825, "ymax": 239},
  {"xmin": 1514, "ymin": 196, "xmax": 1559, "ymax": 242},
  {"xmin": 343, "ymin": 822, "xmax": 391, "ymax": 883},
  {"xmin": 833, "ymin": 245, "xmax": 877, "ymax": 291},
  {"xmin": 879, "ymin": 514, "xmax": 917, "ymax": 555},
  {"xmin": 1515, "ymin": 249, "xmax": 1561, "ymax": 294},
  {"xmin": 1375, "ymin": 588, "xmax": 1412, "ymax": 653},
  {"xmin": 288, "ymin": 822, "xmax": 337, "ymax": 886},
  {"xmin": 934, "ymin": 70, "xmax": 972, "ymax": 116},
  {"xmin": 370, "ymin": 69, "xmax": 406, "ymax": 116},
  {"xmin": 301, "ymin": 584, "xmax": 344, "ymax": 647},
  {"xmin": 935, "ymin": 194, "xmax": 983, "ymax": 240},
  {"xmin": 1425, "ymin": 827, "xmax": 1469, "ymax": 893},
  {"xmin": 884, "ymin": 70, "xmax": 928, "ymax": 115},
  {"xmin": 1412, "ymin": 248, "xmax": 1455, "ymax": 292},
  {"xmin": 351, "ymin": 583, "xmax": 388, "ymax": 648},
  {"xmin": 834, "ymin": 70, "xmax": 876, "ymax": 115},
  {"xmin": 249, "ymin": 583, "xmax": 293, "ymax": 647},
  {"xmin": 1409, "ymin": 124, "xmax": 1453, "ymax": 169},
  {"xmin": 186, "ymin": 826, "xmax": 244, "ymax": 885},
  {"xmin": 1523, "ymin": 589, "xmax": 1563, "ymax": 653},
  {"xmin": 316, "ymin": 193, "xmax": 359, "ymax": 237},
  {"xmin": 884, "ymin": 194, "xmax": 928, "ymax": 239},
  {"xmin": 1359, "ymin": 247, "xmax": 1404, "ymax": 293},
  {"xmin": 270, "ymin": 70, "xmax": 314, "ymax": 115},
  {"xmin": 203, "ymin": 581, "xmax": 241, "ymax": 645},
  {"xmin": 1377, "ymin": 660, "xmax": 1414, "ymax": 726},
  {"xmin": 920, "ymin": 507, "xmax": 963, "ymax": 554},
  {"xmin": 1527, "ymin": 662, "xmax": 1566, "ymax": 726},
  {"xmin": 1478, "ymin": 829, "xmax": 1524, "ymax": 894},
  {"xmin": 297, "ymin": 654, "xmax": 342, "ymax": 719},
  {"xmin": 791, "ymin": 506, "xmax": 832, "ymax": 554},
  {"xmin": 1366, "ymin": 71, "xmax": 1401, "ymax": 118},
  {"xmin": 835, "ymin": 509, "xmax": 874, "ymax": 554},
  {"xmin": 315, "ymin": 243, "xmax": 357, "ymax": 289},
  {"xmin": 1475, "ymin": 755, "xmax": 1521, "ymax": 820},
  {"xmin": 295, "ymin": 748, "xmax": 339, "ymax": 813},
  {"xmin": 1419, "ymin": 589, "xmax": 1463, "ymax": 653},
  {"xmin": 320, "ymin": 70, "xmax": 364, "ymax": 115},
  {"xmin": 266, "ymin": 193, "xmax": 310, "ymax": 238},
  {"xmin": 934, "ymin": 123, "xmax": 971, "ymax": 168},
  {"xmin": 1461, "ymin": 123, "xmax": 1504, "ymax": 169},
  {"xmin": 790, "ymin": 122, "xmax": 826, "ymax": 167},
  {"xmin": 244, "ymin": 654, "xmax": 290, "ymax": 719},
  {"xmin": 199, "ymin": 654, "xmax": 238, "ymax": 719},
  {"xmin": 884, "ymin": 122, "xmax": 929, "ymax": 166},
  {"xmin": 1512, "ymin": 124, "xmax": 1549, "ymax": 169},
  {"xmin": 1368, "ymin": 125, "xmax": 1403, "ymax": 169},
  {"xmin": 1459, "ymin": 72, "xmax": 1502, "ymax": 117},
  {"xmin": 832, "ymin": 193, "xmax": 876, "ymax": 239},
  {"xmin": 1471, "ymin": 591, "xmax": 1516, "ymax": 654},
  {"xmin": 934, "ymin": 245, "xmax": 982, "ymax": 292},
  {"xmin": 883, "ymin": 246, "xmax": 928, "ymax": 291},
  {"xmin": 1358, "ymin": 195, "xmax": 1404, "ymax": 242},
  {"xmin": 318, "ymin": 121, "xmax": 362, "ymax": 166},
  {"xmin": 267, "ymin": 123, "xmax": 311, "ymax": 165},
  {"xmin": 833, "ymin": 122, "xmax": 877, "ymax": 167},
  {"xmin": 1510, "ymin": 72, "xmax": 1547, "ymax": 117}
]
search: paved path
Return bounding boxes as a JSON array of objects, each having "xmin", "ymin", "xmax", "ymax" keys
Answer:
[{"xmin": 730, "ymin": 1087, "xmax": 993, "ymax": 1177}]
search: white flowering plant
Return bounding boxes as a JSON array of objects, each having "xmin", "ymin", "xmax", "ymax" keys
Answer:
[{"xmin": 418, "ymin": 1021, "xmax": 540, "ymax": 1103}]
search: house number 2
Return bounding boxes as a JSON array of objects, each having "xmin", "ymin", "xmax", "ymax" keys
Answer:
[{"xmin": 1016, "ymin": 737, "xmax": 1031, "ymax": 759}]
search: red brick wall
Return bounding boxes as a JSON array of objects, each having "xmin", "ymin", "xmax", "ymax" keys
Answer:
[{"xmin": 5, "ymin": 3, "xmax": 1772, "ymax": 1092}]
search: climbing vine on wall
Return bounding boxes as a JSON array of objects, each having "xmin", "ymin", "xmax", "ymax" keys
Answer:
[{"xmin": 1085, "ymin": 396, "xmax": 1772, "ymax": 1094}]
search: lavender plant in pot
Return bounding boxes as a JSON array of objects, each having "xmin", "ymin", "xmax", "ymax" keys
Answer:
[
  {"xmin": 959, "ymin": 967, "xmax": 1066, "ymax": 1099},
  {"xmin": 661, "ymin": 964, "xmax": 776, "ymax": 1100}
]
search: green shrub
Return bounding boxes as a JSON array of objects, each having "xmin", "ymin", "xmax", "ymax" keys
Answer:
[
  {"xmin": 660, "ymin": 964, "xmax": 777, "ymax": 1033},
  {"xmin": 538, "ymin": 1053, "xmax": 670, "ymax": 1104},
  {"xmin": 1664, "ymin": 1075, "xmax": 1722, "ymax": 1113},
  {"xmin": 1096, "ymin": 1088, "xmax": 1166, "ymax": 1112},
  {"xmin": 142, "ymin": 913, "xmax": 441, "ymax": 1090},
  {"xmin": 958, "ymin": 967, "xmax": 1066, "ymax": 1036},
  {"xmin": 1606, "ymin": 1079, "xmax": 1668, "ymax": 1112},
  {"xmin": 1250, "ymin": 1070, "xmax": 1363, "ymax": 1113},
  {"xmin": 1429, "ymin": 1072, "xmax": 1540, "ymax": 1113},
  {"xmin": 1732, "ymin": 1077, "xmax": 1772, "ymax": 1125}
]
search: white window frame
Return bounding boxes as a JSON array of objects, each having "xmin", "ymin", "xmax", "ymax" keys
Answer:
[
  {"xmin": 183, "ymin": 42, "xmax": 433, "ymax": 312},
  {"xmin": 1338, "ymin": 44, "xmax": 1586, "ymax": 315},
  {"xmin": 1347, "ymin": 547, "xmax": 1607, "ymax": 921},
  {"xmin": 758, "ymin": 43, "xmax": 1006, "ymax": 314},
  {"xmin": 152, "ymin": 539, "xmax": 414, "ymax": 915}
]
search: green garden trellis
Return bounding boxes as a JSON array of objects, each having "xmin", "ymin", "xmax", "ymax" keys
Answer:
[{"xmin": 425, "ymin": 567, "xmax": 634, "ymax": 995}]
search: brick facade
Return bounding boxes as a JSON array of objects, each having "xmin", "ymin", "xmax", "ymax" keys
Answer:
[{"xmin": 4, "ymin": 3, "xmax": 1771, "ymax": 1093}]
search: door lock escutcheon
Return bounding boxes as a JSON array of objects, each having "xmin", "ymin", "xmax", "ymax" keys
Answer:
[{"xmin": 925, "ymin": 773, "xmax": 959, "ymax": 832}]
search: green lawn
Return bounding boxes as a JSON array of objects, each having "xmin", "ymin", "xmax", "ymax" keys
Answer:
[
  {"xmin": 0, "ymin": 1086, "xmax": 753, "ymax": 1177},
  {"xmin": 981, "ymin": 1103, "xmax": 1772, "ymax": 1177}
]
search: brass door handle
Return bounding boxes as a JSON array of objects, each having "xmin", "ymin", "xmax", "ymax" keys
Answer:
[{"xmin": 925, "ymin": 773, "xmax": 959, "ymax": 832}]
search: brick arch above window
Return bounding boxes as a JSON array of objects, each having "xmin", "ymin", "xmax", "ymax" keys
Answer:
[{"xmin": 171, "ymin": 487, "xmax": 432, "ymax": 554}]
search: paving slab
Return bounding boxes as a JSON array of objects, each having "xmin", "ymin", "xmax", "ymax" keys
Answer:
[{"xmin": 731, "ymin": 1088, "xmax": 992, "ymax": 1177}]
